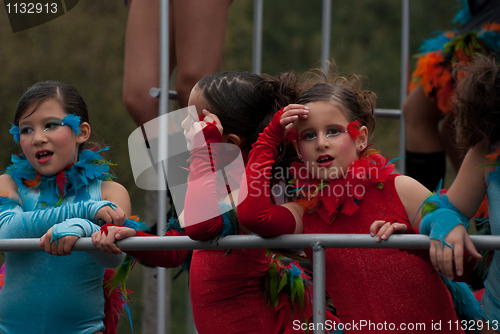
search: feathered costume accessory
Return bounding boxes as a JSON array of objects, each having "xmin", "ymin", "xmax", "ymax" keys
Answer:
[
  {"xmin": 0, "ymin": 263, "xmax": 5, "ymax": 293},
  {"xmin": 9, "ymin": 113, "xmax": 82, "ymax": 143},
  {"xmin": 345, "ymin": 120, "xmax": 362, "ymax": 139},
  {"xmin": 102, "ymin": 215, "xmax": 150, "ymax": 299},
  {"xmin": 103, "ymin": 268, "xmax": 132, "ymax": 334},
  {"xmin": 265, "ymin": 255, "xmax": 312, "ymax": 319},
  {"xmin": 285, "ymin": 119, "xmax": 362, "ymax": 144},
  {"xmin": 419, "ymin": 187, "xmax": 486, "ymax": 323},
  {"xmin": 440, "ymin": 274, "xmax": 484, "ymax": 324},
  {"xmin": 9, "ymin": 125, "xmax": 20, "ymax": 143},
  {"xmin": 419, "ymin": 183, "xmax": 470, "ymax": 250},
  {"xmin": 289, "ymin": 147, "xmax": 395, "ymax": 224},
  {"xmin": 59, "ymin": 114, "xmax": 82, "ymax": 136},
  {"xmin": 265, "ymin": 253, "xmax": 342, "ymax": 333},
  {"xmin": 410, "ymin": 0, "xmax": 500, "ymax": 114},
  {"xmin": 5, "ymin": 147, "xmax": 115, "ymax": 207}
]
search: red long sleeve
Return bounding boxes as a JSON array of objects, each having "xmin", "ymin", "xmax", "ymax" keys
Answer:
[
  {"xmin": 126, "ymin": 229, "xmax": 191, "ymax": 268},
  {"xmin": 238, "ymin": 109, "xmax": 296, "ymax": 236},
  {"xmin": 184, "ymin": 123, "xmax": 225, "ymax": 240}
]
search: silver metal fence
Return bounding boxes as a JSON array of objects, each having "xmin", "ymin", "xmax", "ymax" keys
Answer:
[
  {"xmin": 157, "ymin": 0, "xmax": 170, "ymax": 331},
  {"xmin": 1, "ymin": 234, "xmax": 499, "ymax": 334},
  {"xmin": 399, "ymin": 0, "xmax": 410, "ymax": 173},
  {"xmin": 249, "ymin": 0, "xmax": 409, "ymax": 167}
]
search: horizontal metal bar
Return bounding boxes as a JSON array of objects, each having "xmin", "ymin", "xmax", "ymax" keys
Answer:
[
  {"xmin": 1, "ymin": 234, "xmax": 499, "ymax": 252},
  {"xmin": 374, "ymin": 108, "xmax": 401, "ymax": 118},
  {"xmin": 148, "ymin": 88, "xmax": 178, "ymax": 100}
]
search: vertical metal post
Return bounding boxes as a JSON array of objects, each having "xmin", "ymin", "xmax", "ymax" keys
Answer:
[
  {"xmin": 313, "ymin": 242, "xmax": 326, "ymax": 334},
  {"xmin": 399, "ymin": 0, "xmax": 410, "ymax": 173},
  {"xmin": 321, "ymin": 0, "xmax": 332, "ymax": 74},
  {"xmin": 158, "ymin": 0, "xmax": 169, "ymax": 333},
  {"xmin": 252, "ymin": 0, "xmax": 264, "ymax": 75}
]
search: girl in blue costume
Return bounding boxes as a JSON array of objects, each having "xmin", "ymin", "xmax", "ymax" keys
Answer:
[
  {"xmin": 0, "ymin": 81, "xmax": 131, "ymax": 334},
  {"xmin": 406, "ymin": 55, "xmax": 500, "ymax": 333}
]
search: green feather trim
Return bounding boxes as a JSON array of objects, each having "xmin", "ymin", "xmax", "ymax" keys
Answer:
[
  {"xmin": 264, "ymin": 257, "xmax": 312, "ymax": 320},
  {"xmin": 477, "ymin": 162, "xmax": 500, "ymax": 169},
  {"xmin": 421, "ymin": 201, "xmax": 439, "ymax": 217},
  {"xmin": 104, "ymin": 254, "xmax": 136, "ymax": 298}
]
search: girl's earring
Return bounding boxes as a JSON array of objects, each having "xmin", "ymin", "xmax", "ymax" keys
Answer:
[{"xmin": 359, "ymin": 145, "xmax": 364, "ymax": 150}]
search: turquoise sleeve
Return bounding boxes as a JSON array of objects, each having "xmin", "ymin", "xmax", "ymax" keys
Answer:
[
  {"xmin": 50, "ymin": 218, "xmax": 125, "ymax": 268},
  {"xmin": 0, "ymin": 197, "xmax": 116, "ymax": 239},
  {"xmin": 51, "ymin": 218, "xmax": 100, "ymax": 242},
  {"xmin": 419, "ymin": 194, "xmax": 470, "ymax": 249}
]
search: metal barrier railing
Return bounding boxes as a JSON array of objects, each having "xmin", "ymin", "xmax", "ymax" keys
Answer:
[{"xmin": 1, "ymin": 234, "xmax": 499, "ymax": 334}]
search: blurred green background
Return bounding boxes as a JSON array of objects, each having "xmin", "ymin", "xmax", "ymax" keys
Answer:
[{"xmin": 0, "ymin": 0, "xmax": 459, "ymax": 332}]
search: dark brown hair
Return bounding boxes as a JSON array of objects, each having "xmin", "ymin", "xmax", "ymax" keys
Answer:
[
  {"xmin": 197, "ymin": 71, "xmax": 302, "ymax": 199},
  {"xmin": 453, "ymin": 54, "xmax": 500, "ymax": 149},
  {"xmin": 14, "ymin": 80, "xmax": 100, "ymax": 151},
  {"xmin": 15, "ymin": 80, "xmax": 89, "ymax": 126},
  {"xmin": 197, "ymin": 71, "xmax": 301, "ymax": 149},
  {"xmin": 297, "ymin": 68, "xmax": 377, "ymax": 138}
]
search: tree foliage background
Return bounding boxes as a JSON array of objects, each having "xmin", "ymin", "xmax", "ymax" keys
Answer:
[{"xmin": 0, "ymin": 0, "xmax": 459, "ymax": 332}]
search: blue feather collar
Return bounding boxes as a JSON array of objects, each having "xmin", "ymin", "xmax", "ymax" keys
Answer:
[{"xmin": 5, "ymin": 147, "xmax": 115, "ymax": 206}]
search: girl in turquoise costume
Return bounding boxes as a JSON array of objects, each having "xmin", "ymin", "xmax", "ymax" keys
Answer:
[
  {"xmin": 408, "ymin": 55, "xmax": 500, "ymax": 332},
  {"xmin": 0, "ymin": 81, "xmax": 132, "ymax": 334}
]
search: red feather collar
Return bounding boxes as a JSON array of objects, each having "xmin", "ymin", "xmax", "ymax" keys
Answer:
[{"xmin": 290, "ymin": 147, "xmax": 394, "ymax": 224}]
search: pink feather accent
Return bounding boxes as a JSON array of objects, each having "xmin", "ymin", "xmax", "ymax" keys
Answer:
[{"xmin": 290, "ymin": 148, "xmax": 395, "ymax": 223}]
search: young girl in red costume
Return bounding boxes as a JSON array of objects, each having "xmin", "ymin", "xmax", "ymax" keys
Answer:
[
  {"xmin": 238, "ymin": 70, "xmax": 474, "ymax": 333},
  {"xmin": 93, "ymin": 71, "xmax": 319, "ymax": 333}
]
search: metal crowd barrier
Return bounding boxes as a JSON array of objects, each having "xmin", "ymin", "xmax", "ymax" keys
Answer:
[{"xmin": 1, "ymin": 234, "xmax": 499, "ymax": 334}]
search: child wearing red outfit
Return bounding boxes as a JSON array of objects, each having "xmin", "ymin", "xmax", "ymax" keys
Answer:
[
  {"xmin": 93, "ymin": 71, "xmax": 317, "ymax": 333},
  {"xmin": 238, "ymin": 72, "xmax": 468, "ymax": 333}
]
